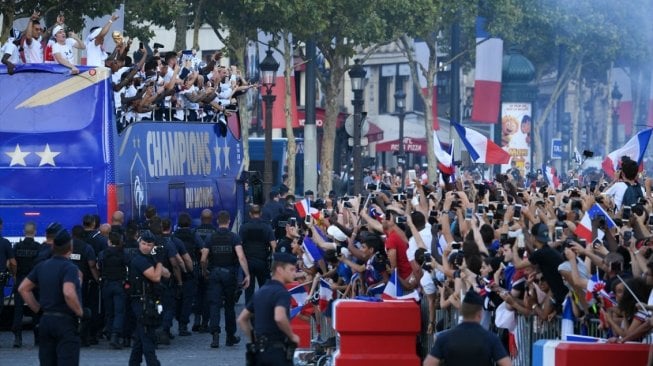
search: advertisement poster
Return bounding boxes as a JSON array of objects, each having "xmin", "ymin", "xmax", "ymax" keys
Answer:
[{"xmin": 500, "ymin": 102, "xmax": 532, "ymax": 174}]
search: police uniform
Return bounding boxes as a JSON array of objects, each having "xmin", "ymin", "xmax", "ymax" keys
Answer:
[
  {"xmin": 128, "ymin": 231, "xmax": 162, "ymax": 366},
  {"xmin": 12, "ymin": 235, "xmax": 40, "ymax": 347},
  {"xmin": 23, "ymin": 230, "xmax": 83, "ymax": 365},
  {"xmin": 122, "ymin": 233, "xmax": 140, "ymax": 347},
  {"xmin": 239, "ymin": 218, "xmax": 275, "ymax": 304},
  {"xmin": 98, "ymin": 244, "xmax": 129, "ymax": 348},
  {"xmin": 0, "ymin": 232, "xmax": 15, "ymax": 319},
  {"xmin": 70, "ymin": 236, "xmax": 98, "ymax": 346},
  {"xmin": 205, "ymin": 227, "xmax": 242, "ymax": 347},
  {"xmin": 245, "ymin": 252, "xmax": 297, "ymax": 366},
  {"xmin": 173, "ymin": 226, "xmax": 203, "ymax": 334},
  {"xmin": 193, "ymin": 222, "xmax": 217, "ymax": 331},
  {"xmin": 153, "ymin": 233, "xmax": 179, "ymax": 343}
]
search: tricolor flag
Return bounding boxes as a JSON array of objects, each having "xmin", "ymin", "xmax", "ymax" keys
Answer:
[
  {"xmin": 471, "ymin": 17, "xmax": 503, "ymax": 124},
  {"xmin": 433, "ymin": 131, "xmax": 454, "ymax": 175},
  {"xmin": 382, "ymin": 268, "xmax": 420, "ymax": 301},
  {"xmin": 318, "ymin": 278, "xmax": 334, "ymax": 312},
  {"xmin": 601, "ymin": 128, "xmax": 653, "ymax": 178},
  {"xmin": 542, "ymin": 163, "xmax": 560, "ymax": 189},
  {"xmin": 288, "ymin": 283, "xmax": 309, "ymax": 319},
  {"xmin": 574, "ymin": 204, "xmax": 616, "ymax": 242},
  {"xmin": 367, "ymin": 282, "xmax": 386, "ymax": 297},
  {"xmin": 294, "ymin": 198, "xmax": 319, "ymax": 219},
  {"xmin": 453, "ymin": 123, "xmax": 510, "ymax": 164},
  {"xmin": 302, "ymin": 236, "xmax": 323, "ymax": 262},
  {"xmin": 561, "ymin": 297, "xmax": 575, "ymax": 340}
]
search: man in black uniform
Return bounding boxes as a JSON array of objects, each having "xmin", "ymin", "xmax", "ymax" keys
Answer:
[
  {"xmin": 81, "ymin": 215, "xmax": 107, "ymax": 343},
  {"xmin": 275, "ymin": 221, "xmax": 300, "ymax": 254},
  {"xmin": 11, "ymin": 221, "xmax": 40, "ymax": 348},
  {"xmin": 128, "ymin": 230, "xmax": 170, "ymax": 366},
  {"xmin": 0, "ymin": 218, "xmax": 17, "ymax": 340},
  {"xmin": 193, "ymin": 209, "xmax": 217, "ymax": 332},
  {"xmin": 173, "ymin": 212, "xmax": 203, "ymax": 336},
  {"xmin": 98, "ymin": 231, "xmax": 129, "ymax": 349},
  {"xmin": 423, "ymin": 290, "xmax": 510, "ymax": 366},
  {"xmin": 262, "ymin": 190, "xmax": 284, "ymax": 224},
  {"xmin": 237, "ymin": 252, "xmax": 300, "ymax": 366},
  {"xmin": 122, "ymin": 220, "xmax": 141, "ymax": 347},
  {"xmin": 18, "ymin": 229, "xmax": 85, "ymax": 366},
  {"xmin": 239, "ymin": 205, "xmax": 276, "ymax": 305},
  {"xmin": 201, "ymin": 210, "xmax": 250, "ymax": 348},
  {"xmin": 71, "ymin": 225, "xmax": 100, "ymax": 346}
]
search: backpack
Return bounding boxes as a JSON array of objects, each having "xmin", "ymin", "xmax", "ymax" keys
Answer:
[{"xmin": 622, "ymin": 182, "xmax": 644, "ymax": 207}]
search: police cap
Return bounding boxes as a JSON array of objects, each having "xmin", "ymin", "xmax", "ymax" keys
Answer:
[
  {"xmin": 139, "ymin": 230, "xmax": 156, "ymax": 244},
  {"xmin": 463, "ymin": 289, "xmax": 484, "ymax": 306},
  {"xmin": 46, "ymin": 222, "xmax": 63, "ymax": 235},
  {"xmin": 272, "ymin": 252, "xmax": 297, "ymax": 265}
]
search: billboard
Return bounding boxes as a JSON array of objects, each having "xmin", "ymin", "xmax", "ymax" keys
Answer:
[{"xmin": 500, "ymin": 102, "xmax": 532, "ymax": 174}]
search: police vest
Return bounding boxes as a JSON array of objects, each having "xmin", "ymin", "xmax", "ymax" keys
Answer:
[
  {"xmin": 174, "ymin": 228, "xmax": 199, "ymax": 263},
  {"xmin": 240, "ymin": 221, "xmax": 270, "ymax": 260},
  {"xmin": 127, "ymin": 253, "xmax": 157, "ymax": 297},
  {"xmin": 84, "ymin": 231, "xmax": 106, "ymax": 255},
  {"xmin": 70, "ymin": 239, "xmax": 91, "ymax": 278},
  {"xmin": 208, "ymin": 230, "xmax": 238, "ymax": 269},
  {"xmin": 195, "ymin": 224, "xmax": 217, "ymax": 244},
  {"xmin": 14, "ymin": 238, "xmax": 40, "ymax": 277},
  {"xmin": 154, "ymin": 236, "xmax": 173, "ymax": 271},
  {"xmin": 101, "ymin": 246, "xmax": 127, "ymax": 281}
]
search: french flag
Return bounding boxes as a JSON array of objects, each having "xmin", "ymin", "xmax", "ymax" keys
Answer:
[
  {"xmin": 561, "ymin": 297, "xmax": 576, "ymax": 340},
  {"xmin": 318, "ymin": 278, "xmax": 334, "ymax": 312},
  {"xmin": 601, "ymin": 127, "xmax": 653, "ymax": 178},
  {"xmin": 302, "ymin": 236, "xmax": 324, "ymax": 262},
  {"xmin": 382, "ymin": 269, "xmax": 419, "ymax": 301},
  {"xmin": 574, "ymin": 204, "xmax": 616, "ymax": 242},
  {"xmin": 433, "ymin": 131, "xmax": 454, "ymax": 175},
  {"xmin": 453, "ymin": 123, "xmax": 510, "ymax": 164},
  {"xmin": 471, "ymin": 16, "xmax": 503, "ymax": 124},
  {"xmin": 288, "ymin": 283, "xmax": 309, "ymax": 319},
  {"xmin": 542, "ymin": 163, "xmax": 560, "ymax": 189},
  {"xmin": 294, "ymin": 198, "xmax": 319, "ymax": 219}
]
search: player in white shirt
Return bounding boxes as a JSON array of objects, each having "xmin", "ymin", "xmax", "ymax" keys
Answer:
[
  {"xmin": 1, "ymin": 29, "xmax": 23, "ymax": 75},
  {"xmin": 23, "ymin": 13, "xmax": 44, "ymax": 63},
  {"xmin": 51, "ymin": 25, "xmax": 84, "ymax": 74},
  {"xmin": 85, "ymin": 13, "xmax": 119, "ymax": 67}
]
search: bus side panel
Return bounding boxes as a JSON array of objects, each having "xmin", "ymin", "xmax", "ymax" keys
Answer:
[{"xmin": 113, "ymin": 122, "xmax": 244, "ymax": 228}]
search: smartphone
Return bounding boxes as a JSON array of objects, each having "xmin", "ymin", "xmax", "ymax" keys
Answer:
[
  {"xmin": 465, "ymin": 207, "xmax": 473, "ymax": 221},
  {"xmin": 513, "ymin": 204, "xmax": 522, "ymax": 220},
  {"xmin": 572, "ymin": 178, "xmax": 579, "ymax": 187},
  {"xmin": 623, "ymin": 206, "xmax": 632, "ymax": 220},
  {"xmin": 429, "ymin": 209, "xmax": 438, "ymax": 218},
  {"xmin": 548, "ymin": 195, "xmax": 556, "ymax": 203},
  {"xmin": 648, "ymin": 214, "xmax": 653, "ymax": 226},
  {"xmin": 408, "ymin": 169, "xmax": 417, "ymax": 182},
  {"xmin": 289, "ymin": 217, "xmax": 297, "ymax": 226},
  {"xmin": 139, "ymin": 41, "xmax": 144, "ymax": 49},
  {"xmin": 579, "ymin": 238, "xmax": 587, "ymax": 247},
  {"xmin": 451, "ymin": 242, "xmax": 461, "ymax": 251},
  {"xmin": 624, "ymin": 230, "xmax": 633, "ymax": 242},
  {"xmin": 393, "ymin": 193, "xmax": 406, "ymax": 202},
  {"xmin": 477, "ymin": 204, "xmax": 485, "ymax": 214},
  {"xmin": 555, "ymin": 226, "xmax": 563, "ymax": 240},
  {"xmin": 304, "ymin": 214, "xmax": 312, "ymax": 225},
  {"xmin": 487, "ymin": 211, "xmax": 494, "ymax": 223},
  {"xmin": 592, "ymin": 238, "xmax": 603, "ymax": 249}
]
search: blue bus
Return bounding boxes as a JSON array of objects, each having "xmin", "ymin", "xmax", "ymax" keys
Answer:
[{"xmin": 0, "ymin": 64, "xmax": 245, "ymax": 240}]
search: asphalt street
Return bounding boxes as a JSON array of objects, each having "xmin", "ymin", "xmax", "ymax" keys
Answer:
[{"xmin": 0, "ymin": 303, "xmax": 248, "ymax": 366}]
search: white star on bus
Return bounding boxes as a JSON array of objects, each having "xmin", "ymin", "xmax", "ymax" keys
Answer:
[
  {"xmin": 36, "ymin": 144, "xmax": 61, "ymax": 166},
  {"xmin": 5, "ymin": 144, "xmax": 31, "ymax": 167}
]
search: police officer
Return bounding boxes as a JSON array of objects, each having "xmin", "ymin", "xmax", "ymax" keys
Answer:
[
  {"xmin": 81, "ymin": 215, "xmax": 107, "ymax": 343},
  {"xmin": 193, "ymin": 209, "xmax": 217, "ymax": 332},
  {"xmin": 0, "ymin": 217, "xmax": 17, "ymax": 336},
  {"xmin": 128, "ymin": 230, "xmax": 170, "ymax": 366},
  {"xmin": 18, "ymin": 229, "xmax": 86, "ymax": 365},
  {"xmin": 201, "ymin": 210, "xmax": 250, "ymax": 348},
  {"xmin": 237, "ymin": 252, "xmax": 300, "ymax": 366},
  {"xmin": 423, "ymin": 289, "xmax": 510, "ymax": 366},
  {"xmin": 122, "ymin": 220, "xmax": 141, "ymax": 348},
  {"xmin": 71, "ymin": 225, "xmax": 100, "ymax": 346},
  {"xmin": 161, "ymin": 217, "xmax": 193, "ymax": 337},
  {"xmin": 98, "ymin": 231, "xmax": 129, "ymax": 349},
  {"xmin": 34, "ymin": 222, "xmax": 62, "ymax": 266},
  {"xmin": 173, "ymin": 212, "xmax": 203, "ymax": 336},
  {"xmin": 11, "ymin": 221, "xmax": 40, "ymax": 348},
  {"xmin": 239, "ymin": 205, "xmax": 276, "ymax": 305}
]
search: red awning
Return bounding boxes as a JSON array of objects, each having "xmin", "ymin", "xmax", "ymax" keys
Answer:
[
  {"xmin": 375, "ymin": 137, "xmax": 427, "ymax": 155},
  {"xmin": 296, "ymin": 108, "xmax": 348, "ymax": 128},
  {"xmin": 366, "ymin": 122, "xmax": 384, "ymax": 143}
]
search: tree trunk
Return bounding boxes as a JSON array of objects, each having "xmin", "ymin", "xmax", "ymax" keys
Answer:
[
  {"xmin": 282, "ymin": 31, "xmax": 297, "ymax": 193},
  {"xmin": 192, "ymin": 0, "xmax": 205, "ymax": 50},
  {"xmin": 0, "ymin": 0, "xmax": 16, "ymax": 44},
  {"xmin": 174, "ymin": 12, "xmax": 188, "ymax": 51},
  {"xmin": 319, "ymin": 64, "xmax": 344, "ymax": 197}
]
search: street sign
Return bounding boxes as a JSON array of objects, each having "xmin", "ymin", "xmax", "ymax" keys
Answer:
[{"xmin": 551, "ymin": 138, "xmax": 562, "ymax": 159}]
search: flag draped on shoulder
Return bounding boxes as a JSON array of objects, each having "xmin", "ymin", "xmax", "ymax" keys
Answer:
[
  {"xmin": 288, "ymin": 283, "xmax": 309, "ymax": 319},
  {"xmin": 470, "ymin": 16, "xmax": 503, "ymax": 124},
  {"xmin": 574, "ymin": 203, "xmax": 616, "ymax": 242},
  {"xmin": 453, "ymin": 123, "xmax": 510, "ymax": 164},
  {"xmin": 382, "ymin": 269, "xmax": 419, "ymax": 301},
  {"xmin": 601, "ymin": 128, "xmax": 653, "ymax": 178}
]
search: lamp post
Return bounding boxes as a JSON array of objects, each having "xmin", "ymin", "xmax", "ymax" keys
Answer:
[
  {"xmin": 611, "ymin": 83, "xmax": 622, "ymax": 151},
  {"xmin": 394, "ymin": 89, "xmax": 406, "ymax": 189},
  {"xmin": 349, "ymin": 59, "xmax": 366, "ymax": 196},
  {"xmin": 259, "ymin": 47, "xmax": 279, "ymax": 202}
]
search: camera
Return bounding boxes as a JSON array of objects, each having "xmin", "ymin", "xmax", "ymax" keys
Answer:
[
  {"xmin": 395, "ymin": 216, "xmax": 407, "ymax": 224},
  {"xmin": 366, "ymin": 183, "xmax": 378, "ymax": 191},
  {"xmin": 623, "ymin": 206, "xmax": 632, "ymax": 220}
]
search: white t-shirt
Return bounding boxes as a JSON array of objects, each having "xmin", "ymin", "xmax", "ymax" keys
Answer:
[
  {"xmin": 85, "ymin": 38, "xmax": 106, "ymax": 67},
  {"xmin": 1, "ymin": 40, "xmax": 22, "ymax": 65},
  {"xmin": 52, "ymin": 38, "xmax": 77, "ymax": 65},
  {"xmin": 24, "ymin": 37, "xmax": 43, "ymax": 63},
  {"xmin": 604, "ymin": 181, "xmax": 645, "ymax": 210},
  {"xmin": 407, "ymin": 225, "xmax": 433, "ymax": 262}
]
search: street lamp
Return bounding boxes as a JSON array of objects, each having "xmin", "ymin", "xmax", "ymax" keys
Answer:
[
  {"xmin": 259, "ymin": 47, "xmax": 279, "ymax": 202},
  {"xmin": 394, "ymin": 89, "xmax": 406, "ymax": 189},
  {"xmin": 611, "ymin": 83, "xmax": 623, "ymax": 151},
  {"xmin": 349, "ymin": 59, "xmax": 366, "ymax": 195}
]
